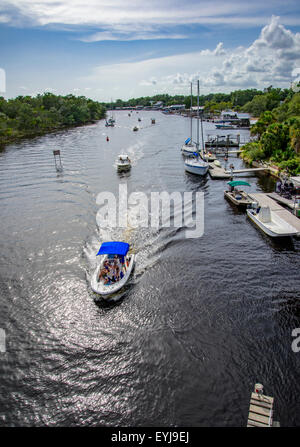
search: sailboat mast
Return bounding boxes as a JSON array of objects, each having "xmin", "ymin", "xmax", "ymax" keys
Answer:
[
  {"xmin": 200, "ymin": 86, "xmax": 205, "ymax": 157},
  {"xmin": 190, "ymin": 82, "xmax": 193, "ymax": 143},
  {"xmin": 197, "ymin": 80, "xmax": 199, "ymax": 153}
]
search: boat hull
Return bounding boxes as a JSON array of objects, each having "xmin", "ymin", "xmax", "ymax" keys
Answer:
[
  {"xmin": 224, "ymin": 191, "xmax": 253, "ymax": 207},
  {"xmin": 247, "ymin": 209, "xmax": 298, "ymax": 237},
  {"xmin": 184, "ymin": 160, "xmax": 209, "ymax": 176}
]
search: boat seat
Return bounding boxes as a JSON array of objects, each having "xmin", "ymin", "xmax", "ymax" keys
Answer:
[{"xmin": 259, "ymin": 206, "xmax": 271, "ymax": 223}]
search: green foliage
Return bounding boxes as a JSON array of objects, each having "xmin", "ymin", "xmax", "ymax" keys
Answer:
[
  {"xmin": 241, "ymin": 142, "xmax": 265, "ymax": 162},
  {"xmin": 243, "ymin": 91, "xmax": 300, "ymax": 174},
  {"xmin": 250, "ymin": 111, "xmax": 276, "ymax": 137},
  {"xmin": 242, "ymin": 87, "xmax": 289, "ymax": 116},
  {"xmin": 0, "ymin": 93, "xmax": 105, "ymax": 145}
]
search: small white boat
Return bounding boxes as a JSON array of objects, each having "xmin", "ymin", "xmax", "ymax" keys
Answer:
[
  {"xmin": 90, "ymin": 242, "xmax": 135, "ymax": 298},
  {"xmin": 184, "ymin": 155, "xmax": 209, "ymax": 176},
  {"xmin": 117, "ymin": 154, "xmax": 131, "ymax": 172},
  {"xmin": 247, "ymin": 206, "xmax": 299, "ymax": 237}
]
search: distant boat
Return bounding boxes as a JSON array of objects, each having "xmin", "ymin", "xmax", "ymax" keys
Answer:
[
  {"xmin": 105, "ymin": 118, "xmax": 114, "ymax": 127},
  {"xmin": 116, "ymin": 154, "xmax": 131, "ymax": 172},
  {"xmin": 133, "ymin": 126, "xmax": 138, "ymax": 131},
  {"xmin": 224, "ymin": 180, "xmax": 253, "ymax": 207},
  {"xmin": 215, "ymin": 122, "xmax": 235, "ymax": 129},
  {"xmin": 247, "ymin": 206, "xmax": 299, "ymax": 237},
  {"xmin": 184, "ymin": 80, "xmax": 209, "ymax": 176},
  {"xmin": 151, "ymin": 118, "xmax": 155, "ymax": 124},
  {"xmin": 90, "ymin": 242, "xmax": 135, "ymax": 298}
]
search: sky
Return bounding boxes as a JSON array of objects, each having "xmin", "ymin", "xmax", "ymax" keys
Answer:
[{"xmin": 0, "ymin": 0, "xmax": 300, "ymax": 101}]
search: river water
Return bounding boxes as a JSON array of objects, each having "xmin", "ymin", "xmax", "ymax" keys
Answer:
[{"xmin": 0, "ymin": 111, "xmax": 299, "ymax": 427}]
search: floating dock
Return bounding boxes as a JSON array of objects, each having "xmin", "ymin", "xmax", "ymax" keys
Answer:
[
  {"xmin": 225, "ymin": 167, "xmax": 267, "ymax": 174},
  {"xmin": 208, "ymin": 163, "xmax": 231, "ymax": 179},
  {"xmin": 248, "ymin": 193, "xmax": 300, "ymax": 236},
  {"xmin": 247, "ymin": 384, "xmax": 276, "ymax": 427},
  {"xmin": 267, "ymin": 192, "xmax": 299, "ymax": 211}
]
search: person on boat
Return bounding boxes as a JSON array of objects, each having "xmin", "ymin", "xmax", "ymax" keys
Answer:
[{"xmin": 98, "ymin": 268, "xmax": 107, "ymax": 282}]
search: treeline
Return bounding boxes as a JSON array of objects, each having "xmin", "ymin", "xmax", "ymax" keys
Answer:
[
  {"xmin": 111, "ymin": 86, "xmax": 291, "ymax": 115},
  {"xmin": 0, "ymin": 93, "xmax": 106, "ymax": 146},
  {"xmin": 241, "ymin": 91, "xmax": 300, "ymax": 175}
]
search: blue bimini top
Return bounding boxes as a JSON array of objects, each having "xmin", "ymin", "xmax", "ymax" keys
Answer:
[{"xmin": 96, "ymin": 241, "xmax": 130, "ymax": 256}]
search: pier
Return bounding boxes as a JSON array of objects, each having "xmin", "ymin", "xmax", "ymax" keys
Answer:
[
  {"xmin": 208, "ymin": 164, "xmax": 269, "ymax": 179},
  {"xmin": 208, "ymin": 163, "xmax": 231, "ymax": 179},
  {"xmin": 247, "ymin": 384, "xmax": 279, "ymax": 427},
  {"xmin": 224, "ymin": 167, "xmax": 267, "ymax": 174},
  {"xmin": 267, "ymin": 192, "xmax": 300, "ymax": 212}
]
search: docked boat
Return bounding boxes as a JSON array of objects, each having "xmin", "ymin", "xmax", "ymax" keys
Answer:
[
  {"xmin": 90, "ymin": 242, "xmax": 135, "ymax": 297},
  {"xmin": 117, "ymin": 154, "xmax": 131, "ymax": 172},
  {"xmin": 215, "ymin": 122, "xmax": 235, "ymax": 129},
  {"xmin": 247, "ymin": 206, "xmax": 299, "ymax": 238},
  {"xmin": 184, "ymin": 80, "xmax": 209, "ymax": 176},
  {"xmin": 181, "ymin": 137, "xmax": 196, "ymax": 156},
  {"xmin": 224, "ymin": 180, "xmax": 253, "ymax": 207}
]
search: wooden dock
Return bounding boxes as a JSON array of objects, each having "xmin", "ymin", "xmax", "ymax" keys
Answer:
[
  {"xmin": 267, "ymin": 192, "xmax": 299, "ymax": 211},
  {"xmin": 247, "ymin": 391, "xmax": 274, "ymax": 427},
  {"xmin": 225, "ymin": 167, "xmax": 268, "ymax": 174},
  {"xmin": 247, "ymin": 384, "xmax": 280, "ymax": 427},
  {"xmin": 249, "ymin": 193, "xmax": 300, "ymax": 236},
  {"xmin": 208, "ymin": 163, "xmax": 231, "ymax": 179}
]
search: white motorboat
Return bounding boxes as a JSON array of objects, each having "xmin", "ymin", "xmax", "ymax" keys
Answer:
[
  {"xmin": 90, "ymin": 242, "xmax": 135, "ymax": 298},
  {"xmin": 247, "ymin": 206, "xmax": 298, "ymax": 237},
  {"xmin": 117, "ymin": 154, "xmax": 131, "ymax": 172}
]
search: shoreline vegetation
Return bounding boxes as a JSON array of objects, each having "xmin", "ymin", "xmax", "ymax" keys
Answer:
[
  {"xmin": 240, "ymin": 90, "xmax": 300, "ymax": 176},
  {"xmin": 0, "ymin": 87, "xmax": 299, "ymax": 176},
  {"xmin": 0, "ymin": 93, "xmax": 106, "ymax": 148}
]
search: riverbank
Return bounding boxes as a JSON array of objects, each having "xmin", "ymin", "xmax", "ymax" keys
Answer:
[
  {"xmin": 0, "ymin": 119, "xmax": 103, "ymax": 150},
  {"xmin": 240, "ymin": 151, "xmax": 292, "ymax": 179},
  {"xmin": 0, "ymin": 93, "xmax": 106, "ymax": 150}
]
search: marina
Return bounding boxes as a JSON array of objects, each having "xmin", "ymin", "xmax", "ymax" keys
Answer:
[{"xmin": 0, "ymin": 110, "xmax": 299, "ymax": 427}]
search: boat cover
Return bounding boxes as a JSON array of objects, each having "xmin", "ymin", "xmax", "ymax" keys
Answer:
[
  {"xmin": 227, "ymin": 180, "xmax": 251, "ymax": 187},
  {"xmin": 97, "ymin": 241, "xmax": 129, "ymax": 256}
]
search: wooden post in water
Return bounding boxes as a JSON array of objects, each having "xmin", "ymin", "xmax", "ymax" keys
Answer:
[{"xmin": 53, "ymin": 150, "xmax": 63, "ymax": 172}]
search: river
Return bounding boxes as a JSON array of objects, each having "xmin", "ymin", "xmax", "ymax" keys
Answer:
[{"xmin": 0, "ymin": 111, "xmax": 299, "ymax": 426}]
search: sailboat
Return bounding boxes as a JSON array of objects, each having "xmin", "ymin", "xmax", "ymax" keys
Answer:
[
  {"xmin": 184, "ymin": 80, "xmax": 209, "ymax": 176},
  {"xmin": 105, "ymin": 99, "xmax": 115, "ymax": 126},
  {"xmin": 181, "ymin": 83, "xmax": 196, "ymax": 156}
]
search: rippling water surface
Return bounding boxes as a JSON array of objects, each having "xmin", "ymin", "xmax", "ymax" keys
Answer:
[{"xmin": 0, "ymin": 112, "xmax": 299, "ymax": 426}]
